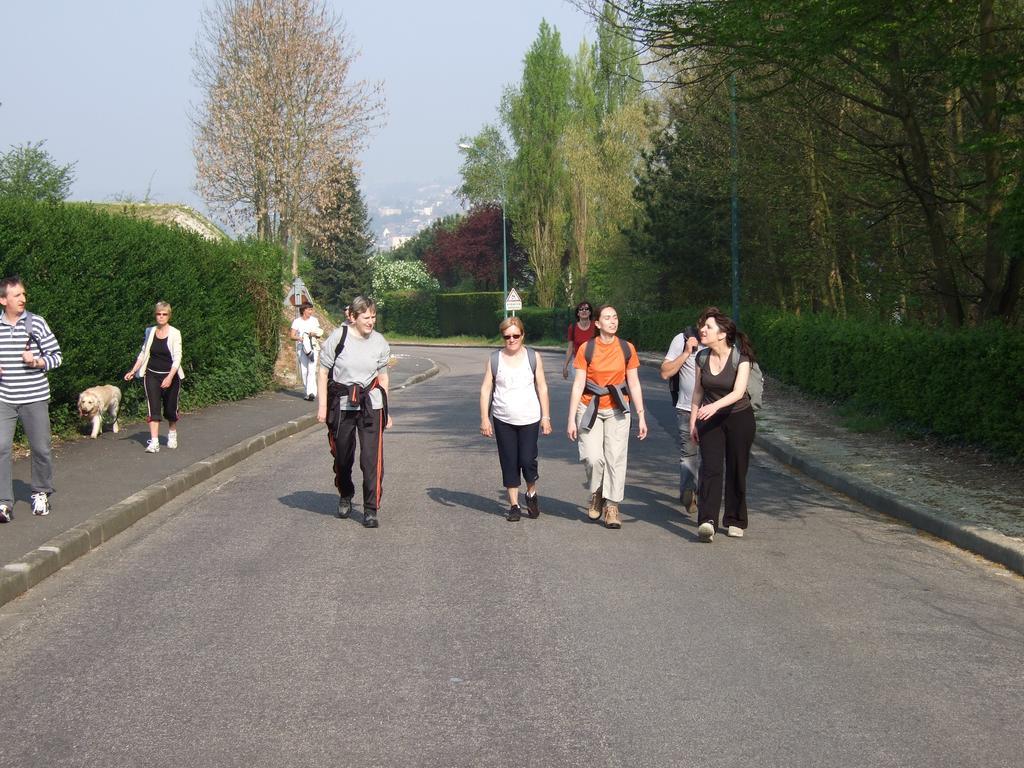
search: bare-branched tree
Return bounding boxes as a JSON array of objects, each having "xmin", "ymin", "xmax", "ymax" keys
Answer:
[{"xmin": 191, "ymin": 0, "xmax": 384, "ymax": 274}]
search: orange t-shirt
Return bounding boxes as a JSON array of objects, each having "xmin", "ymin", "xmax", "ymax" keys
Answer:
[{"xmin": 574, "ymin": 337, "xmax": 639, "ymax": 409}]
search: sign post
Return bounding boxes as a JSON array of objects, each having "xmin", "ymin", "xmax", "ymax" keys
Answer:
[
  {"xmin": 504, "ymin": 288, "xmax": 522, "ymax": 316},
  {"xmin": 284, "ymin": 276, "xmax": 313, "ymax": 316}
]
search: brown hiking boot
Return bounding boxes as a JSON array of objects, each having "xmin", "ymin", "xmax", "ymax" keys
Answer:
[
  {"xmin": 587, "ymin": 491, "xmax": 603, "ymax": 520},
  {"xmin": 603, "ymin": 501, "xmax": 622, "ymax": 529}
]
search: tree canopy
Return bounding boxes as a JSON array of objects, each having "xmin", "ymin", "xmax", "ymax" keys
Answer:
[{"xmin": 0, "ymin": 141, "xmax": 76, "ymax": 203}]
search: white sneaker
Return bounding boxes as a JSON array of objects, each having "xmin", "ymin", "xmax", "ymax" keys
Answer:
[
  {"xmin": 31, "ymin": 492, "xmax": 51, "ymax": 516},
  {"xmin": 166, "ymin": 431, "xmax": 178, "ymax": 449},
  {"xmin": 727, "ymin": 526, "xmax": 744, "ymax": 538},
  {"xmin": 145, "ymin": 439, "xmax": 160, "ymax": 454},
  {"xmin": 0, "ymin": 504, "xmax": 12, "ymax": 523},
  {"xmin": 698, "ymin": 521, "xmax": 715, "ymax": 542}
]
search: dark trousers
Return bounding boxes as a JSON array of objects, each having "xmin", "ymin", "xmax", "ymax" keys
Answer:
[
  {"xmin": 328, "ymin": 408, "xmax": 384, "ymax": 512},
  {"xmin": 696, "ymin": 407, "xmax": 756, "ymax": 529},
  {"xmin": 493, "ymin": 418, "xmax": 540, "ymax": 488},
  {"xmin": 144, "ymin": 370, "xmax": 180, "ymax": 423}
]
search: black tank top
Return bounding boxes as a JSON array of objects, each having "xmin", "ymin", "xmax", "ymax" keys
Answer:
[{"xmin": 148, "ymin": 335, "xmax": 173, "ymax": 374}]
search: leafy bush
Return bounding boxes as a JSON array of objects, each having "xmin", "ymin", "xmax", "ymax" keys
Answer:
[
  {"xmin": 0, "ymin": 199, "xmax": 281, "ymax": 434},
  {"xmin": 504, "ymin": 306, "xmax": 575, "ymax": 342},
  {"xmin": 745, "ymin": 310, "xmax": 1024, "ymax": 459},
  {"xmin": 438, "ymin": 292, "xmax": 503, "ymax": 336},
  {"xmin": 377, "ymin": 290, "xmax": 439, "ymax": 336},
  {"xmin": 370, "ymin": 254, "xmax": 439, "ymax": 294}
]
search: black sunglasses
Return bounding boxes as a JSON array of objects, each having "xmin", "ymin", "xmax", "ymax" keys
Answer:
[{"xmin": 503, "ymin": 333, "xmax": 522, "ymax": 340}]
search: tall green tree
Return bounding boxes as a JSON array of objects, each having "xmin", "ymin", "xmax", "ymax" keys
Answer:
[
  {"xmin": 0, "ymin": 141, "xmax": 75, "ymax": 203},
  {"xmin": 504, "ymin": 20, "xmax": 573, "ymax": 307},
  {"xmin": 308, "ymin": 162, "xmax": 374, "ymax": 312},
  {"xmin": 607, "ymin": 0, "xmax": 1024, "ymax": 325},
  {"xmin": 564, "ymin": 3, "xmax": 651, "ymax": 303}
]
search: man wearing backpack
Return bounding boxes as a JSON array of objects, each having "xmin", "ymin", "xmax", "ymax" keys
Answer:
[
  {"xmin": 0, "ymin": 275, "xmax": 63, "ymax": 522},
  {"xmin": 660, "ymin": 324, "xmax": 701, "ymax": 514}
]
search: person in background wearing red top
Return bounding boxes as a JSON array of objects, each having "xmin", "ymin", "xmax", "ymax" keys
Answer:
[
  {"xmin": 561, "ymin": 300, "xmax": 597, "ymax": 379},
  {"xmin": 566, "ymin": 304, "xmax": 647, "ymax": 528}
]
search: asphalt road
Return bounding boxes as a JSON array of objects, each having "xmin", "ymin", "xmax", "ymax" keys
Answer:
[{"xmin": 1, "ymin": 347, "xmax": 1021, "ymax": 767}]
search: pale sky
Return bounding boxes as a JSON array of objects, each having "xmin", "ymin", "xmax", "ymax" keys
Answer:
[{"xmin": 0, "ymin": 0, "xmax": 593, "ymax": 217}]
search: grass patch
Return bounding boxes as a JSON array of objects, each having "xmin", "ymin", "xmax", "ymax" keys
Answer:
[{"xmin": 837, "ymin": 402, "xmax": 888, "ymax": 433}]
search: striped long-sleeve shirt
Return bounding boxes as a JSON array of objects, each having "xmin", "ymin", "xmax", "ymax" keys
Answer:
[{"xmin": 0, "ymin": 312, "xmax": 62, "ymax": 404}]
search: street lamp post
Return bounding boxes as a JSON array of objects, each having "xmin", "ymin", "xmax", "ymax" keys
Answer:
[
  {"xmin": 459, "ymin": 141, "xmax": 509, "ymax": 317},
  {"xmin": 729, "ymin": 73, "xmax": 741, "ymax": 327}
]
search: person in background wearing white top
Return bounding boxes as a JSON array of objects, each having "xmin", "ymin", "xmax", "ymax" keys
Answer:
[
  {"xmin": 660, "ymin": 323, "xmax": 702, "ymax": 514},
  {"xmin": 479, "ymin": 316, "xmax": 552, "ymax": 522},
  {"xmin": 290, "ymin": 301, "xmax": 323, "ymax": 401}
]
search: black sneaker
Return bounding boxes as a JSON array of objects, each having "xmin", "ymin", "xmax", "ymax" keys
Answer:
[
  {"xmin": 506, "ymin": 504, "xmax": 521, "ymax": 522},
  {"xmin": 337, "ymin": 497, "xmax": 353, "ymax": 519},
  {"xmin": 0, "ymin": 504, "xmax": 11, "ymax": 523},
  {"xmin": 524, "ymin": 492, "xmax": 540, "ymax": 519},
  {"xmin": 363, "ymin": 511, "xmax": 379, "ymax": 528}
]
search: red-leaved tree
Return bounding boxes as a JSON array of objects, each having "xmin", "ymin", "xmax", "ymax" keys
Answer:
[{"xmin": 425, "ymin": 205, "xmax": 511, "ymax": 290}]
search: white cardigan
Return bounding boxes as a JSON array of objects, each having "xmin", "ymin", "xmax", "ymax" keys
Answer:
[{"xmin": 134, "ymin": 325, "xmax": 185, "ymax": 380}]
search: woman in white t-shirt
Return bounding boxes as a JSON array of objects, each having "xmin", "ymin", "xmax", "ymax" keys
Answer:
[
  {"xmin": 479, "ymin": 317, "xmax": 552, "ymax": 522},
  {"xmin": 289, "ymin": 302, "xmax": 323, "ymax": 400}
]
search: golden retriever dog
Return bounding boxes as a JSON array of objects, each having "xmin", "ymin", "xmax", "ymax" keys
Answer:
[{"xmin": 77, "ymin": 384, "xmax": 122, "ymax": 439}]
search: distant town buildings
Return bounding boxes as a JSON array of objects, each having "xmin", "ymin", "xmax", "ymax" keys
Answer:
[{"xmin": 367, "ymin": 181, "xmax": 461, "ymax": 252}]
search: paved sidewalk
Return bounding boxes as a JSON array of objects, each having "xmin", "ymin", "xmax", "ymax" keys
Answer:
[{"xmin": 0, "ymin": 352, "xmax": 437, "ymax": 605}]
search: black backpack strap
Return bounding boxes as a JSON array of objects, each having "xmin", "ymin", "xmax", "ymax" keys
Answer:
[
  {"xmin": 695, "ymin": 348, "xmax": 711, "ymax": 371},
  {"xmin": 526, "ymin": 347, "xmax": 537, "ymax": 373},
  {"xmin": 334, "ymin": 324, "xmax": 348, "ymax": 359},
  {"xmin": 490, "ymin": 349, "xmax": 501, "ymax": 380},
  {"xmin": 619, "ymin": 338, "xmax": 631, "ymax": 365},
  {"xmin": 21, "ymin": 310, "xmax": 43, "ymax": 354},
  {"xmin": 584, "ymin": 338, "xmax": 596, "ymax": 366}
]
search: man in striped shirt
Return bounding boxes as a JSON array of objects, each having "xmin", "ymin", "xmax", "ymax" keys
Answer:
[{"xmin": 0, "ymin": 276, "xmax": 63, "ymax": 521}]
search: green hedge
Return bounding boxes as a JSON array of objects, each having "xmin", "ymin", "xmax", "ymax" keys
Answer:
[
  {"xmin": 496, "ymin": 306, "xmax": 574, "ymax": 341},
  {"xmin": 743, "ymin": 311, "xmax": 1024, "ymax": 459},
  {"xmin": 0, "ymin": 199, "xmax": 282, "ymax": 434},
  {"xmin": 555, "ymin": 303, "xmax": 1023, "ymax": 458},
  {"xmin": 438, "ymin": 292, "xmax": 503, "ymax": 336},
  {"xmin": 377, "ymin": 290, "xmax": 439, "ymax": 336}
]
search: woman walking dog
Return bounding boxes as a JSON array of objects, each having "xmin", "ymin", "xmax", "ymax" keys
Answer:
[
  {"xmin": 124, "ymin": 301, "xmax": 183, "ymax": 454},
  {"xmin": 479, "ymin": 316, "xmax": 552, "ymax": 522}
]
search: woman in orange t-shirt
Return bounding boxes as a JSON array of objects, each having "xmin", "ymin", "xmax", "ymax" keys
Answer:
[{"xmin": 566, "ymin": 304, "xmax": 647, "ymax": 528}]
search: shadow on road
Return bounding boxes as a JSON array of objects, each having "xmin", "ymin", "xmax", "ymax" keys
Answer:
[{"xmin": 278, "ymin": 490, "xmax": 338, "ymax": 517}]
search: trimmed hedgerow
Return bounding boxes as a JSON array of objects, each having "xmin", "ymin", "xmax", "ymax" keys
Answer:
[
  {"xmin": 438, "ymin": 292, "xmax": 503, "ymax": 337},
  {"xmin": 377, "ymin": 290, "xmax": 439, "ymax": 337},
  {"xmin": 560, "ymin": 302, "xmax": 1022, "ymax": 459},
  {"xmin": 0, "ymin": 199, "xmax": 282, "ymax": 434},
  {"xmin": 744, "ymin": 311, "xmax": 1024, "ymax": 459}
]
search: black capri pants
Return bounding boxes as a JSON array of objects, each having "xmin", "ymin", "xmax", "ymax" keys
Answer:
[
  {"xmin": 493, "ymin": 418, "xmax": 540, "ymax": 488},
  {"xmin": 696, "ymin": 406, "xmax": 756, "ymax": 530},
  {"xmin": 144, "ymin": 370, "xmax": 181, "ymax": 423}
]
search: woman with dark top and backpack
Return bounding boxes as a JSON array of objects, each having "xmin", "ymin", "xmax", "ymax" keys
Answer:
[
  {"xmin": 479, "ymin": 316, "xmax": 552, "ymax": 522},
  {"xmin": 689, "ymin": 307, "xmax": 757, "ymax": 542},
  {"xmin": 566, "ymin": 304, "xmax": 647, "ymax": 529},
  {"xmin": 561, "ymin": 300, "xmax": 597, "ymax": 379}
]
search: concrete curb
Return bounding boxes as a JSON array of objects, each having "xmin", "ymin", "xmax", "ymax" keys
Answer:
[
  {"xmin": 755, "ymin": 432, "xmax": 1024, "ymax": 577},
  {"xmin": 0, "ymin": 363, "xmax": 440, "ymax": 608}
]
